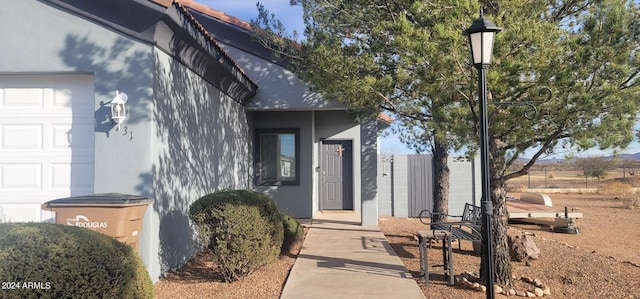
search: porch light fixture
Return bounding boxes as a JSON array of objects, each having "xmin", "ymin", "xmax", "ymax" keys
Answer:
[
  {"xmin": 110, "ymin": 90, "xmax": 128, "ymax": 131},
  {"xmin": 464, "ymin": 10, "xmax": 502, "ymax": 299}
]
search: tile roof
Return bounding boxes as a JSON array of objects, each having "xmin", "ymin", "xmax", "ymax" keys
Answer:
[
  {"xmin": 154, "ymin": 0, "xmax": 298, "ymax": 69},
  {"xmin": 153, "ymin": 0, "xmax": 394, "ymax": 122},
  {"xmin": 378, "ymin": 112, "xmax": 394, "ymax": 123},
  {"xmin": 151, "ymin": 0, "xmax": 252, "ymax": 31},
  {"xmin": 162, "ymin": 0, "xmax": 258, "ymax": 92}
]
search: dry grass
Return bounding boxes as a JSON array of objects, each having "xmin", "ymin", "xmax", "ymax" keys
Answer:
[
  {"xmin": 507, "ymin": 169, "xmax": 640, "ymax": 190},
  {"xmin": 599, "ymin": 181, "xmax": 634, "ymax": 195},
  {"xmin": 624, "ymin": 198, "xmax": 640, "ymax": 210},
  {"xmin": 597, "ymin": 180, "xmax": 640, "ymax": 210}
]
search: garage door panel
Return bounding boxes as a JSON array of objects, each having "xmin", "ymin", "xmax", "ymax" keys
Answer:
[
  {"xmin": 0, "ymin": 120, "xmax": 93, "ymax": 152},
  {"xmin": 0, "ymin": 75, "xmax": 95, "ymax": 223},
  {"xmin": 0, "ymin": 124, "xmax": 44, "ymax": 150},
  {"xmin": 51, "ymin": 88, "xmax": 72, "ymax": 108},
  {"xmin": 0, "ymin": 189, "xmax": 90, "ymax": 201},
  {"xmin": 0, "ymin": 164, "xmax": 42, "ymax": 190},
  {"xmin": 50, "ymin": 162, "xmax": 93, "ymax": 190},
  {"xmin": 50, "ymin": 163, "xmax": 71, "ymax": 189},
  {"xmin": 0, "ymin": 204, "xmax": 41, "ymax": 222},
  {"xmin": 0, "ymin": 88, "xmax": 75, "ymax": 111},
  {"xmin": 54, "ymin": 123, "xmax": 94, "ymax": 151},
  {"xmin": 0, "ymin": 87, "xmax": 44, "ymax": 109},
  {"xmin": 0, "ymin": 77, "xmax": 93, "ymax": 112},
  {"xmin": 51, "ymin": 123, "xmax": 72, "ymax": 150}
]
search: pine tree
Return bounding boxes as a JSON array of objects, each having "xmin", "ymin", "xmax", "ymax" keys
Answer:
[{"xmin": 252, "ymin": 0, "xmax": 640, "ymax": 287}]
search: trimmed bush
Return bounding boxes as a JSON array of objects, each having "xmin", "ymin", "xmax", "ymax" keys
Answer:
[
  {"xmin": 0, "ymin": 223, "xmax": 153, "ymax": 299},
  {"xmin": 189, "ymin": 190, "xmax": 284, "ymax": 281},
  {"xmin": 281, "ymin": 213, "xmax": 304, "ymax": 252}
]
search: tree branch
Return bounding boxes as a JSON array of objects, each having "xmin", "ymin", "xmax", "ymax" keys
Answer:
[
  {"xmin": 619, "ymin": 69, "xmax": 640, "ymax": 89},
  {"xmin": 379, "ymin": 105, "xmax": 432, "ymax": 122},
  {"xmin": 503, "ymin": 127, "xmax": 566, "ymax": 181}
]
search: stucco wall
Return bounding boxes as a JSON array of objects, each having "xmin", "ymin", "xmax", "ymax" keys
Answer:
[
  {"xmin": 252, "ymin": 110, "xmax": 379, "ymax": 223},
  {"xmin": 218, "ymin": 36, "xmax": 382, "ymax": 223},
  {"xmin": 448, "ymin": 156, "xmax": 480, "ymax": 215},
  {"xmin": 1, "ymin": 1, "xmax": 253, "ymax": 282},
  {"xmin": 220, "ymin": 45, "xmax": 345, "ymax": 110},
  {"xmin": 359, "ymin": 118, "xmax": 380, "ymax": 225},
  {"xmin": 139, "ymin": 49, "xmax": 252, "ymax": 280},
  {"xmin": 0, "ymin": 0, "xmax": 156, "ymax": 199},
  {"xmin": 0, "ymin": 1, "xmax": 155, "ymax": 196},
  {"xmin": 378, "ymin": 155, "xmax": 393, "ymax": 216},
  {"xmin": 251, "ymin": 111, "xmax": 314, "ymax": 218}
]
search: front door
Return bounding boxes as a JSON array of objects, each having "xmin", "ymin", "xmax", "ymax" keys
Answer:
[{"xmin": 320, "ymin": 140, "xmax": 353, "ymax": 210}]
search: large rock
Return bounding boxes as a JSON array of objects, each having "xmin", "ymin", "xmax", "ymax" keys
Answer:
[{"xmin": 509, "ymin": 234, "xmax": 540, "ymax": 261}]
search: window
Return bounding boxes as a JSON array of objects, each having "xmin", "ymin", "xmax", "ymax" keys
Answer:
[{"xmin": 255, "ymin": 129, "xmax": 299, "ymax": 185}]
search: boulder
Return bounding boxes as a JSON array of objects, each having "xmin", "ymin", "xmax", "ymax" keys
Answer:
[
  {"xmin": 534, "ymin": 288, "xmax": 544, "ymax": 297},
  {"xmin": 509, "ymin": 234, "xmax": 540, "ymax": 261}
]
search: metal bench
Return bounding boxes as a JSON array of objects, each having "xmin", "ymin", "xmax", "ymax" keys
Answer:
[{"xmin": 418, "ymin": 203, "xmax": 482, "ymax": 251}]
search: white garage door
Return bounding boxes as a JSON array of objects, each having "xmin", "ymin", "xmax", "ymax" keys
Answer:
[{"xmin": 0, "ymin": 75, "xmax": 95, "ymax": 223}]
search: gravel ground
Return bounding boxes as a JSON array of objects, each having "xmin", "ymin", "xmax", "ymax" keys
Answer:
[
  {"xmin": 155, "ymin": 193, "xmax": 640, "ymax": 298},
  {"xmin": 154, "ymin": 231, "xmax": 307, "ymax": 299},
  {"xmin": 379, "ymin": 193, "xmax": 640, "ymax": 298}
]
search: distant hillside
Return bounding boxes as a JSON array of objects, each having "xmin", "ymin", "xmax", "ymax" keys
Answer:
[
  {"xmin": 618, "ymin": 152, "xmax": 640, "ymax": 161},
  {"xmin": 521, "ymin": 152, "xmax": 640, "ymax": 163}
]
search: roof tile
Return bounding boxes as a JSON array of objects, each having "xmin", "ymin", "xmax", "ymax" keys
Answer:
[{"xmin": 151, "ymin": 0, "xmax": 252, "ymax": 31}]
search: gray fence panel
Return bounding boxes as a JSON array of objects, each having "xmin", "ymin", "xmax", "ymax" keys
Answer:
[
  {"xmin": 377, "ymin": 154, "xmax": 477, "ymax": 218},
  {"xmin": 408, "ymin": 155, "xmax": 433, "ymax": 217}
]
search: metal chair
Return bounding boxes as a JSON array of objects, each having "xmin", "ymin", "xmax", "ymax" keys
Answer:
[{"xmin": 416, "ymin": 229, "xmax": 454, "ymax": 287}]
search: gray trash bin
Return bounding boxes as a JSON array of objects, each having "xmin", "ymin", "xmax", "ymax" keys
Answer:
[{"xmin": 42, "ymin": 193, "xmax": 152, "ymax": 250}]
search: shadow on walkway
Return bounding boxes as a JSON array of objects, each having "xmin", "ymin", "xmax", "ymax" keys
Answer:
[{"xmin": 280, "ymin": 212, "xmax": 425, "ymax": 299}]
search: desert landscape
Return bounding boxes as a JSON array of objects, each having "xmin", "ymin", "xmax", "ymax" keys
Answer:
[
  {"xmin": 380, "ymin": 192, "xmax": 640, "ymax": 298},
  {"xmin": 155, "ymin": 166, "xmax": 640, "ymax": 298}
]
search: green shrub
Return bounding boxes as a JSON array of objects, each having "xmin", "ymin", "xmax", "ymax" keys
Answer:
[
  {"xmin": 189, "ymin": 190, "xmax": 284, "ymax": 281},
  {"xmin": 281, "ymin": 213, "xmax": 304, "ymax": 252},
  {"xmin": 0, "ymin": 223, "xmax": 153, "ymax": 299}
]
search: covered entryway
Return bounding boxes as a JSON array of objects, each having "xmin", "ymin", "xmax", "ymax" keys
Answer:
[
  {"xmin": 320, "ymin": 140, "xmax": 353, "ymax": 210},
  {"xmin": 0, "ymin": 75, "xmax": 95, "ymax": 222}
]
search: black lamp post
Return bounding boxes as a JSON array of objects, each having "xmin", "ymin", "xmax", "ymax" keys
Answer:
[{"xmin": 464, "ymin": 11, "xmax": 502, "ymax": 299}]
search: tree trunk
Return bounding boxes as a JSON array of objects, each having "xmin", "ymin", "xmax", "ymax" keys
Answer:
[
  {"xmin": 490, "ymin": 184, "xmax": 512, "ymax": 287},
  {"xmin": 479, "ymin": 138, "xmax": 513, "ymax": 288},
  {"xmin": 431, "ymin": 136, "xmax": 449, "ymax": 223}
]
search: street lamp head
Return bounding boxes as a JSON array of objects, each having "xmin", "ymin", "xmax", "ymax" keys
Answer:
[{"xmin": 464, "ymin": 11, "xmax": 502, "ymax": 68}]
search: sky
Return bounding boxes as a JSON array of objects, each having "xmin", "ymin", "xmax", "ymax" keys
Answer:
[
  {"xmin": 200, "ymin": 1, "xmax": 305, "ymax": 34},
  {"xmin": 200, "ymin": 0, "xmax": 640, "ymax": 158}
]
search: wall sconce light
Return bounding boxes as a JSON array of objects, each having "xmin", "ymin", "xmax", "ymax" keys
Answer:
[{"xmin": 110, "ymin": 90, "xmax": 128, "ymax": 131}]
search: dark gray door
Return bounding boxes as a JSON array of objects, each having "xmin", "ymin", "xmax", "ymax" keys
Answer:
[{"xmin": 320, "ymin": 140, "xmax": 353, "ymax": 210}]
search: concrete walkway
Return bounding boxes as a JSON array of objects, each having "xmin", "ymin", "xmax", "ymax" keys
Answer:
[{"xmin": 280, "ymin": 212, "xmax": 425, "ymax": 299}]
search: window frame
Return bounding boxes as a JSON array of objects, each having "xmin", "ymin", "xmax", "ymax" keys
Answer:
[{"xmin": 254, "ymin": 128, "xmax": 300, "ymax": 186}]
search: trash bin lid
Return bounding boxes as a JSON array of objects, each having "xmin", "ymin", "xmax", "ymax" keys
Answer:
[{"xmin": 45, "ymin": 193, "xmax": 152, "ymax": 206}]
